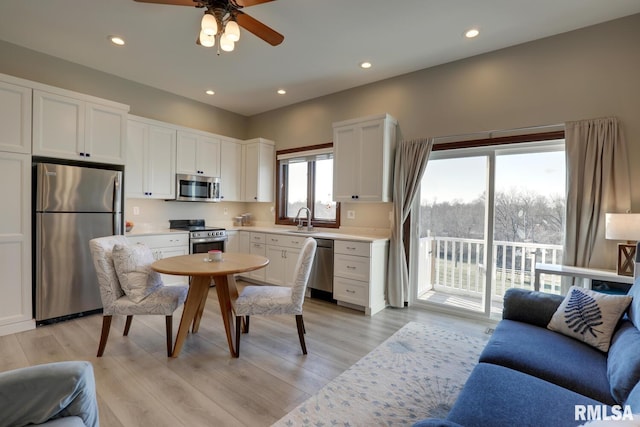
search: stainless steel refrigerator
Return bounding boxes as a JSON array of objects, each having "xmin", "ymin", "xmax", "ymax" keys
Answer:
[{"xmin": 35, "ymin": 162, "xmax": 123, "ymax": 323}]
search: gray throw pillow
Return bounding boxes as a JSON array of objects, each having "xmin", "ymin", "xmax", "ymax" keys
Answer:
[
  {"xmin": 112, "ymin": 243, "xmax": 162, "ymax": 303},
  {"xmin": 547, "ymin": 286, "xmax": 631, "ymax": 352}
]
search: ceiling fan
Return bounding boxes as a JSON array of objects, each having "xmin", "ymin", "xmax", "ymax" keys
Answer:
[{"xmin": 134, "ymin": 0, "xmax": 284, "ymax": 52}]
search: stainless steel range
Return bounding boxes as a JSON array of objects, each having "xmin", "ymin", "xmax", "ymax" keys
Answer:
[{"xmin": 169, "ymin": 219, "xmax": 227, "ymax": 254}]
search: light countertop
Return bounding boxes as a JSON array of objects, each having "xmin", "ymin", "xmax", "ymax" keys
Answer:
[{"xmin": 125, "ymin": 224, "xmax": 389, "ymax": 243}]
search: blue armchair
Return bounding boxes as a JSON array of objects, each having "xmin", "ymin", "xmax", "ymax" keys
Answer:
[{"xmin": 0, "ymin": 361, "xmax": 99, "ymax": 427}]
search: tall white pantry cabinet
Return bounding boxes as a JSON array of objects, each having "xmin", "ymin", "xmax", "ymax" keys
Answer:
[{"xmin": 0, "ymin": 77, "xmax": 33, "ymax": 335}]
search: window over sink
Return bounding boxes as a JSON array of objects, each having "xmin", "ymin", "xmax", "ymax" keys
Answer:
[{"xmin": 275, "ymin": 143, "xmax": 340, "ymax": 228}]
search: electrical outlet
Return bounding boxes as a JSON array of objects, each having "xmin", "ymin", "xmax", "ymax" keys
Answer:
[
  {"xmin": 347, "ymin": 210, "xmax": 356, "ymax": 219},
  {"xmin": 223, "ymin": 208, "xmax": 228, "ymax": 215},
  {"xmin": 132, "ymin": 206, "xmax": 140, "ymax": 216}
]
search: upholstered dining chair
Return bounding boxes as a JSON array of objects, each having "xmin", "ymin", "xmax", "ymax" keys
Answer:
[
  {"xmin": 89, "ymin": 235, "xmax": 188, "ymax": 357},
  {"xmin": 234, "ymin": 237, "xmax": 317, "ymax": 356}
]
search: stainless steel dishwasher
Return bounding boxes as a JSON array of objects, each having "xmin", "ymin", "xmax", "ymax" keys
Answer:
[{"xmin": 307, "ymin": 238, "xmax": 334, "ymax": 296}]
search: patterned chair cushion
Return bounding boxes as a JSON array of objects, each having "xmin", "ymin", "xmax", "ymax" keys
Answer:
[
  {"xmin": 89, "ymin": 235, "xmax": 129, "ymax": 313},
  {"xmin": 112, "ymin": 285, "xmax": 187, "ymax": 316},
  {"xmin": 234, "ymin": 238, "xmax": 317, "ymax": 318},
  {"xmin": 234, "ymin": 285, "xmax": 297, "ymax": 316},
  {"xmin": 112, "ymin": 243, "xmax": 163, "ymax": 303}
]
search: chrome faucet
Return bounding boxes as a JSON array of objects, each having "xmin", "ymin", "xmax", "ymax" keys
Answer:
[{"xmin": 294, "ymin": 207, "xmax": 313, "ymax": 231}]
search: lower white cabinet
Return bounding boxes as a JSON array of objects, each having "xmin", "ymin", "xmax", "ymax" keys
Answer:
[
  {"xmin": 127, "ymin": 233, "xmax": 189, "ymax": 286},
  {"xmin": 247, "ymin": 233, "xmax": 266, "ymax": 282},
  {"xmin": 264, "ymin": 234, "xmax": 305, "ymax": 287},
  {"xmin": 0, "ymin": 151, "xmax": 33, "ymax": 336},
  {"xmin": 333, "ymin": 239, "xmax": 388, "ymax": 315},
  {"xmin": 225, "ymin": 230, "xmax": 239, "ymax": 253}
]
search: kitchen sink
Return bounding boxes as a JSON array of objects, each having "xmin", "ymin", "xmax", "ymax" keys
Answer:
[{"xmin": 287, "ymin": 229, "xmax": 318, "ymax": 234}]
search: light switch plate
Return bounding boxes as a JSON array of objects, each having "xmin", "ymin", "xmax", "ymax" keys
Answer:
[{"xmin": 347, "ymin": 210, "xmax": 356, "ymax": 219}]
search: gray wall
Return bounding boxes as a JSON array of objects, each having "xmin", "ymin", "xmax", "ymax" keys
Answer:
[
  {"xmin": 0, "ymin": 40, "xmax": 249, "ymax": 139},
  {"xmin": 1, "ymin": 14, "xmax": 639, "ymax": 229},
  {"xmin": 248, "ymin": 14, "xmax": 640, "ymax": 209}
]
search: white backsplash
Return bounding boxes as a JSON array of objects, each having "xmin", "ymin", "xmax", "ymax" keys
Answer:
[{"xmin": 124, "ymin": 198, "xmax": 392, "ymax": 234}]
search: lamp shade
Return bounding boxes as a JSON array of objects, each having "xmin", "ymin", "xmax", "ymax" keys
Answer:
[
  {"xmin": 201, "ymin": 13, "xmax": 218, "ymax": 36},
  {"xmin": 605, "ymin": 213, "xmax": 640, "ymax": 241}
]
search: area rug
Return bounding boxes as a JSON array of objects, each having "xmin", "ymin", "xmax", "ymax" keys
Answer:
[{"xmin": 273, "ymin": 321, "xmax": 489, "ymax": 426}]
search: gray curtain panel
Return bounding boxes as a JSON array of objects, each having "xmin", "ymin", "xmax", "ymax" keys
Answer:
[
  {"xmin": 564, "ymin": 117, "xmax": 631, "ymax": 270},
  {"xmin": 386, "ymin": 138, "xmax": 433, "ymax": 307}
]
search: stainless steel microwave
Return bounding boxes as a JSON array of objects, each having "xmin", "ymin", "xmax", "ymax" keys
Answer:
[{"xmin": 174, "ymin": 174, "xmax": 220, "ymax": 202}]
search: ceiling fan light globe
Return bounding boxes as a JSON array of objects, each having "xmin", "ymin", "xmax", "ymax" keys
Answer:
[
  {"xmin": 220, "ymin": 34, "xmax": 235, "ymax": 52},
  {"xmin": 224, "ymin": 20, "xmax": 240, "ymax": 42},
  {"xmin": 199, "ymin": 30, "xmax": 215, "ymax": 47},
  {"xmin": 201, "ymin": 13, "xmax": 218, "ymax": 37}
]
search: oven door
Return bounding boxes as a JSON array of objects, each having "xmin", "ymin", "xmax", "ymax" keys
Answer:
[{"xmin": 191, "ymin": 239, "xmax": 226, "ymax": 254}]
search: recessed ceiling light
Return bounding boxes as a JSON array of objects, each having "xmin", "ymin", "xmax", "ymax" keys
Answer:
[
  {"xmin": 465, "ymin": 28, "xmax": 480, "ymax": 39},
  {"xmin": 108, "ymin": 35, "xmax": 125, "ymax": 46},
  {"xmin": 360, "ymin": 61, "xmax": 372, "ymax": 69},
  {"xmin": 277, "ymin": 89, "xmax": 286, "ymax": 95},
  {"xmin": 205, "ymin": 90, "xmax": 215, "ymax": 95}
]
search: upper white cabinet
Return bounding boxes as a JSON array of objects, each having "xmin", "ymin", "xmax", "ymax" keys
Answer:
[
  {"xmin": 220, "ymin": 139, "xmax": 242, "ymax": 201},
  {"xmin": 126, "ymin": 116, "xmax": 176, "ymax": 199},
  {"xmin": 242, "ymin": 138, "xmax": 274, "ymax": 202},
  {"xmin": 32, "ymin": 89, "xmax": 128, "ymax": 164},
  {"xmin": 0, "ymin": 79, "xmax": 31, "ymax": 154},
  {"xmin": 333, "ymin": 114, "xmax": 397, "ymax": 202},
  {"xmin": 176, "ymin": 130, "xmax": 221, "ymax": 177}
]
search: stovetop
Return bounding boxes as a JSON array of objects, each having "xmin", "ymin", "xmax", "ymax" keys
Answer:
[{"xmin": 169, "ymin": 219, "xmax": 225, "ymax": 233}]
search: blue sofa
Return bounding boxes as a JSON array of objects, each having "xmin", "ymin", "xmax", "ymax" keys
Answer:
[
  {"xmin": 415, "ymin": 283, "xmax": 640, "ymax": 427},
  {"xmin": 0, "ymin": 361, "xmax": 99, "ymax": 426}
]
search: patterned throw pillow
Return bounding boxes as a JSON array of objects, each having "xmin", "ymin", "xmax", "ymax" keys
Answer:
[
  {"xmin": 547, "ymin": 286, "xmax": 632, "ymax": 352},
  {"xmin": 112, "ymin": 243, "xmax": 162, "ymax": 303}
]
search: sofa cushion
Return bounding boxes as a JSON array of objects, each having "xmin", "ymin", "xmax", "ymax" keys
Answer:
[
  {"xmin": 502, "ymin": 288, "xmax": 564, "ymax": 327},
  {"xmin": 547, "ymin": 286, "xmax": 631, "ymax": 352},
  {"xmin": 112, "ymin": 243, "xmax": 162, "ymax": 303},
  {"xmin": 447, "ymin": 363, "xmax": 606, "ymax": 427},
  {"xmin": 608, "ymin": 320, "xmax": 640, "ymax": 404},
  {"xmin": 627, "ymin": 278, "xmax": 640, "ymax": 328},
  {"xmin": 480, "ymin": 319, "xmax": 613, "ymax": 404}
]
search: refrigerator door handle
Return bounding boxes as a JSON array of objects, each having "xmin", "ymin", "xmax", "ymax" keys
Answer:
[{"xmin": 113, "ymin": 174, "xmax": 123, "ymax": 235}]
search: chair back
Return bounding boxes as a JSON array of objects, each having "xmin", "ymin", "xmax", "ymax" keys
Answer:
[
  {"xmin": 290, "ymin": 238, "xmax": 317, "ymax": 309},
  {"xmin": 89, "ymin": 235, "xmax": 129, "ymax": 314}
]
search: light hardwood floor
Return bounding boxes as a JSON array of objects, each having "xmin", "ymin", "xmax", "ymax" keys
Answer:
[{"xmin": 0, "ymin": 284, "xmax": 492, "ymax": 427}]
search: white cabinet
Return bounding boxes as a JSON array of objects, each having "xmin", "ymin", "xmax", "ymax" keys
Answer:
[
  {"xmin": 127, "ymin": 233, "xmax": 189, "ymax": 286},
  {"xmin": 333, "ymin": 239, "xmax": 388, "ymax": 315},
  {"xmin": 225, "ymin": 230, "xmax": 239, "ymax": 253},
  {"xmin": 32, "ymin": 89, "xmax": 128, "ymax": 164},
  {"xmin": 0, "ymin": 79, "xmax": 31, "ymax": 154},
  {"xmin": 220, "ymin": 139, "xmax": 242, "ymax": 201},
  {"xmin": 333, "ymin": 114, "xmax": 397, "ymax": 202},
  {"xmin": 238, "ymin": 230, "xmax": 251, "ymax": 254},
  {"xmin": 0, "ymin": 152, "xmax": 33, "ymax": 336},
  {"xmin": 126, "ymin": 117, "xmax": 176, "ymax": 199},
  {"xmin": 264, "ymin": 234, "xmax": 306, "ymax": 287},
  {"xmin": 247, "ymin": 233, "xmax": 267, "ymax": 282},
  {"xmin": 176, "ymin": 130, "xmax": 221, "ymax": 177},
  {"xmin": 242, "ymin": 138, "xmax": 274, "ymax": 202}
]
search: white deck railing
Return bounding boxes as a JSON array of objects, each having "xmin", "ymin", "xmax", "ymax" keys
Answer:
[{"xmin": 418, "ymin": 237, "xmax": 564, "ymax": 300}]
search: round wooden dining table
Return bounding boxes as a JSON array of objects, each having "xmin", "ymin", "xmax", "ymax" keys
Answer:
[{"xmin": 151, "ymin": 252, "xmax": 269, "ymax": 358}]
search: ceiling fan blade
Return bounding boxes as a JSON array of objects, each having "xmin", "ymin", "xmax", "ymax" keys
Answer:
[
  {"xmin": 236, "ymin": 11, "xmax": 284, "ymax": 46},
  {"xmin": 233, "ymin": 0, "xmax": 276, "ymax": 7},
  {"xmin": 133, "ymin": 0, "xmax": 196, "ymax": 6}
]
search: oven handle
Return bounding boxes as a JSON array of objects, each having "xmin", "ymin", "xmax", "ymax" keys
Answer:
[{"xmin": 190, "ymin": 237, "xmax": 228, "ymax": 244}]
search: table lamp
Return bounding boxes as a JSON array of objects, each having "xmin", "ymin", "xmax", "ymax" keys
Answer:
[{"xmin": 605, "ymin": 213, "xmax": 640, "ymax": 276}]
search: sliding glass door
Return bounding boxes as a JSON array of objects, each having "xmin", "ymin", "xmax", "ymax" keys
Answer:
[{"xmin": 413, "ymin": 140, "xmax": 565, "ymax": 319}]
